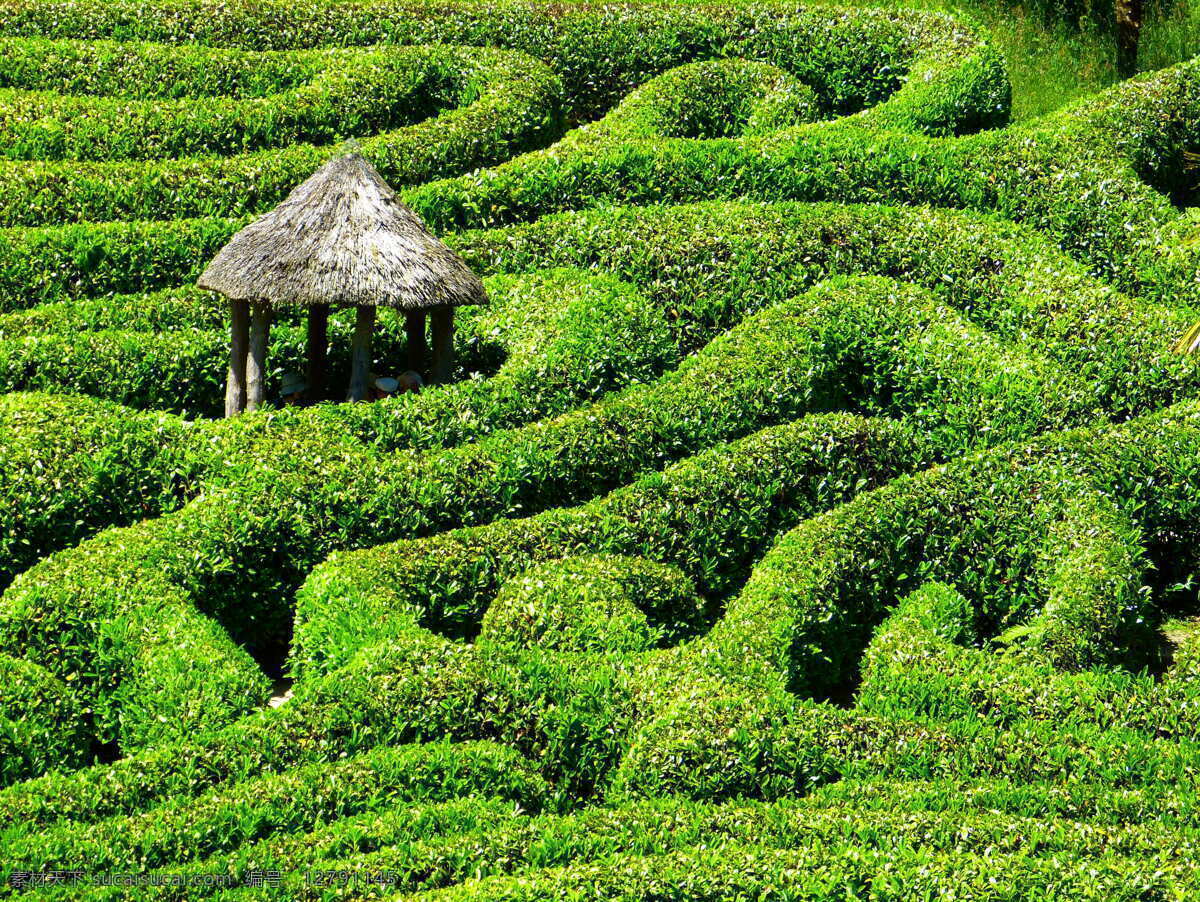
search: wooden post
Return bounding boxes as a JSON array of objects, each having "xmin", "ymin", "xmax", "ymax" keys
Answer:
[
  {"xmin": 245, "ymin": 302, "xmax": 272, "ymax": 412},
  {"xmin": 305, "ymin": 304, "xmax": 330, "ymax": 401},
  {"xmin": 1116, "ymin": 0, "xmax": 1143, "ymax": 78},
  {"xmin": 225, "ymin": 299, "xmax": 249, "ymax": 417},
  {"xmin": 347, "ymin": 305, "xmax": 376, "ymax": 401},
  {"xmin": 430, "ymin": 307, "xmax": 455, "ymax": 385},
  {"xmin": 404, "ymin": 311, "xmax": 428, "ymax": 376}
]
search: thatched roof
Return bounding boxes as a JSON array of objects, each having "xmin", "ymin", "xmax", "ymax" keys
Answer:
[{"xmin": 197, "ymin": 152, "xmax": 486, "ymax": 310}]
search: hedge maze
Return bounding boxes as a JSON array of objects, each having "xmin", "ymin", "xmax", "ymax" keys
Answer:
[{"xmin": 1, "ymin": 0, "xmax": 1199, "ymax": 896}]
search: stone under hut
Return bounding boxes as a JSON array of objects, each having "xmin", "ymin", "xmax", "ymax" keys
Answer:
[{"xmin": 198, "ymin": 151, "xmax": 487, "ymax": 417}]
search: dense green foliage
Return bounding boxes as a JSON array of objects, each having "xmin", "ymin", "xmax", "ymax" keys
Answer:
[{"xmin": 1, "ymin": 0, "xmax": 1199, "ymax": 896}]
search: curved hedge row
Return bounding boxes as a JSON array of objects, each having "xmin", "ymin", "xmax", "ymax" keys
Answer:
[
  {"xmin": 0, "ymin": 36, "xmax": 321, "ymax": 98},
  {"xmin": 0, "ymin": 266, "xmax": 675, "ymax": 421},
  {"xmin": 33, "ymin": 792, "xmax": 1199, "ymax": 901},
  {"xmin": 4, "ymin": 741, "xmax": 547, "ymax": 876},
  {"xmin": 399, "ymin": 54, "xmax": 1200, "ymax": 313},
  {"xmin": 0, "ymin": 1, "xmax": 1004, "ymax": 226},
  {"xmin": 13, "ymin": 400, "xmax": 1196, "ymax": 824},
  {"xmin": 0, "ymin": 40, "xmax": 564, "ymax": 224},
  {"xmin": 0, "ymin": 262, "xmax": 1074, "ymax": 759},
  {"xmin": 693, "ymin": 401, "xmax": 1200, "ymax": 702},
  {"xmin": 0, "ymin": 392, "xmax": 202, "ymax": 589},
  {"xmin": 477, "ymin": 554, "xmax": 707, "ymax": 654},
  {"xmin": 0, "ymin": 43, "xmax": 471, "ymax": 161},
  {"xmin": 4, "ymin": 200, "xmax": 1193, "ymax": 410},
  {"xmin": 0, "ymin": 653, "xmax": 87, "ymax": 787},
  {"xmin": 0, "ymin": 268, "xmax": 674, "ymax": 587}
]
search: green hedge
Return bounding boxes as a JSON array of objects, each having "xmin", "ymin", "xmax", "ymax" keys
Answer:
[
  {"xmin": 0, "ymin": 44, "xmax": 466, "ymax": 161},
  {"xmin": 0, "ymin": 41, "xmax": 563, "ymax": 224},
  {"xmin": 0, "ymin": 413, "xmax": 920, "ymax": 829},
  {"xmin": 0, "ymin": 0, "xmax": 1197, "ymax": 880},
  {"xmin": 7, "ymin": 201, "xmax": 1181, "ymax": 410},
  {"xmin": 2, "ymin": 741, "xmax": 546, "ymax": 876},
  {"xmin": 406, "ymin": 841, "xmax": 1174, "ymax": 901},
  {"xmin": 0, "ymin": 392, "xmax": 204, "ymax": 590},
  {"xmin": 400, "ymin": 57, "xmax": 1200, "ymax": 315},
  {"xmin": 279, "ymin": 268, "xmax": 679, "ymax": 451},
  {"xmin": 2, "ymin": 273, "xmax": 949, "ymax": 756},
  {"xmin": 0, "ymin": 1, "xmax": 1003, "ymax": 122},
  {"xmin": 0, "ymin": 267, "xmax": 675, "ymax": 419},
  {"xmin": 0, "ymin": 268, "xmax": 673, "ymax": 575},
  {"xmin": 0, "ymin": 190, "xmax": 1195, "ymax": 786},
  {"xmin": 0, "ymin": 36, "xmax": 321, "ymax": 98},
  {"xmin": 3, "ymin": 191, "xmax": 1194, "ymax": 768},
  {"xmin": 49, "ymin": 789, "xmax": 1196, "ymax": 901},
  {"xmin": 0, "ymin": 653, "xmax": 88, "ymax": 787},
  {"xmin": 3, "ymin": 194, "xmax": 1190, "ymax": 602},
  {"xmin": 698, "ymin": 402, "xmax": 1200, "ymax": 701},
  {"xmin": 477, "ymin": 555, "xmax": 706, "ymax": 654},
  {"xmin": 6, "ymin": 200, "xmax": 1192, "ymax": 411},
  {"xmin": 291, "ymin": 272, "xmax": 1092, "ymax": 676},
  {"xmin": 0, "ymin": 1, "xmax": 1006, "ymax": 225}
]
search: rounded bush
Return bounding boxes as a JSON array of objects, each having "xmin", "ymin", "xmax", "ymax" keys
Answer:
[{"xmin": 478, "ymin": 554, "xmax": 705, "ymax": 654}]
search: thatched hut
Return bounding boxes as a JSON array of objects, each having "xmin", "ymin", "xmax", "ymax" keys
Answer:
[{"xmin": 198, "ymin": 151, "xmax": 487, "ymax": 416}]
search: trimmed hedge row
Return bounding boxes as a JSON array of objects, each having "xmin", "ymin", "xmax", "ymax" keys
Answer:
[
  {"xmin": 0, "ymin": 653, "xmax": 87, "ymax": 788},
  {"xmin": 0, "ymin": 36, "xmax": 321, "ymax": 98},
  {"xmin": 291, "ymin": 273, "xmax": 1092, "ymax": 674},
  {"xmin": 0, "ymin": 43, "xmax": 468, "ymax": 161},
  {"xmin": 0, "ymin": 327, "xmax": 227, "ymax": 415},
  {"xmin": 0, "ymin": 267, "xmax": 673, "ymax": 420},
  {"xmin": 808, "ymin": 775, "xmax": 1200, "ymax": 829},
  {"xmin": 0, "ymin": 2, "xmax": 1196, "ymax": 881},
  {"xmin": 8, "ymin": 201, "xmax": 1187, "ymax": 412},
  {"xmin": 44, "ymin": 791, "xmax": 1198, "ymax": 901},
  {"xmin": 3, "ymin": 272, "xmax": 968, "ymax": 755},
  {"xmin": 0, "ymin": 41, "xmax": 562, "ymax": 224},
  {"xmin": 279, "ymin": 268, "xmax": 679, "ymax": 452},
  {"xmin": 697, "ymin": 401, "xmax": 1200, "ymax": 701},
  {"xmin": 404, "ymin": 841, "xmax": 1175, "ymax": 901},
  {"xmin": 477, "ymin": 555, "xmax": 707, "ymax": 654},
  {"xmin": 0, "ymin": 286, "xmax": 224, "ymax": 336},
  {"xmin": 0, "ymin": 268, "xmax": 672, "ymax": 581},
  {"xmin": 0, "ymin": 0, "xmax": 1006, "ymax": 225},
  {"xmin": 854, "ymin": 579, "xmax": 1200, "ymax": 739},
  {"xmin": 3, "ymin": 194, "xmax": 1187, "ymax": 612},
  {"xmin": 0, "ymin": 2, "xmax": 1004, "ymax": 121},
  {"xmin": 0, "ymin": 392, "xmax": 204, "ymax": 590},
  {"xmin": 280, "ymin": 402, "xmax": 1200, "ymax": 810},
  {"xmin": 3, "ymin": 741, "xmax": 546, "ymax": 877},
  {"xmin": 400, "ymin": 56, "xmax": 1200, "ymax": 314}
]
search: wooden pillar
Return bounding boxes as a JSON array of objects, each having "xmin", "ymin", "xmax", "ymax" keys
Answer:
[
  {"xmin": 405, "ymin": 311, "xmax": 428, "ymax": 376},
  {"xmin": 245, "ymin": 302, "xmax": 272, "ymax": 413},
  {"xmin": 305, "ymin": 304, "xmax": 330, "ymax": 401},
  {"xmin": 347, "ymin": 305, "xmax": 376, "ymax": 401},
  {"xmin": 1116, "ymin": 0, "xmax": 1143, "ymax": 78},
  {"xmin": 430, "ymin": 307, "xmax": 455, "ymax": 385},
  {"xmin": 225, "ymin": 299, "xmax": 249, "ymax": 418}
]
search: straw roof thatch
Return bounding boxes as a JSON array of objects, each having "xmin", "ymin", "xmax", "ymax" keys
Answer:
[{"xmin": 198, "ymin": 152, "xmax": 487, "ymax": 310}]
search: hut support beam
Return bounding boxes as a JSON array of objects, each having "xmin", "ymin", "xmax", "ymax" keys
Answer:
[
  {"xmin": 430, "ymin": 308, "xmax": 454, "ymax": 385},
  {"xmin": 225, "ymin": 299, "xmax": 250, "ymax": 417},
  {"xmin": 348, "ymin": 305, "xmax": 376, "ymax": 402},
  {"xmin": 405, "ymin": 311, "xmax": 428, "ymax": 376},
  {"xmin": 246, "ymin": 302, "xmax": 272, "ymax": 413},
  {"xmin": 306, "ymin": 304, "xmax": 330, "ymax": 401}
]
